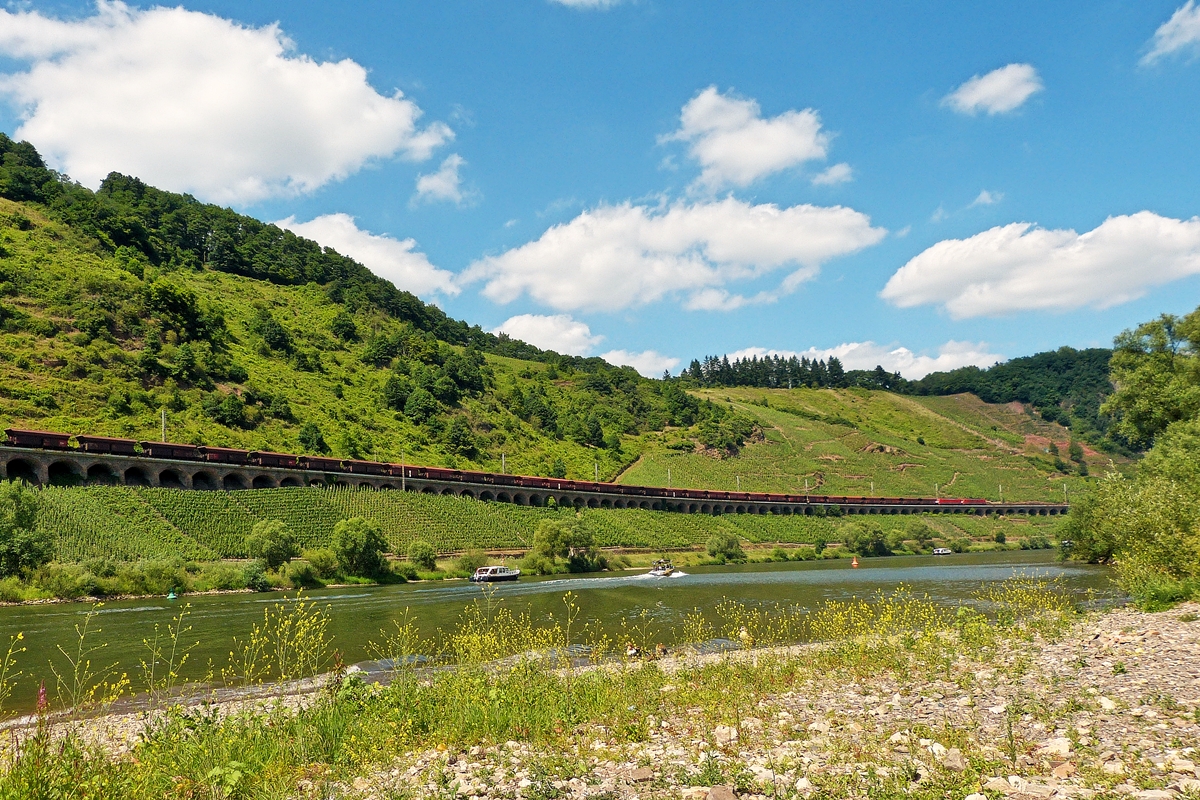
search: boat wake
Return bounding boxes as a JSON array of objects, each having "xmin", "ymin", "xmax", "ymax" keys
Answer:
[{"xmin": 631, "ymin": 570, "xmax": 689, "ymax": 580}]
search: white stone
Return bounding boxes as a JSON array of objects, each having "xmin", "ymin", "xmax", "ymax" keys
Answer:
[
  {"xmin": 1100, "ymin": 696, "xmax": 1117, "ymax": 711},
  {"xmin": 714, "ymin": 725, "xmax": 739, "ymax": 747},
  {"xmin": 794, "ymin": 776, "xmax": 813, "ymax": 794},
  {"xmin": 1037, "ymin": 737, "xmax": 1074, "ymax": 757}
]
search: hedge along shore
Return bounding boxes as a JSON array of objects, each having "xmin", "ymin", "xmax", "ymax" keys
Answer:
[{"xmin": 2, "ymin": 602, "xmax": 1198, "ymax": 799}]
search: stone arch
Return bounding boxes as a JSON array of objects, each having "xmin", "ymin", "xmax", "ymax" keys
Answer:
[
  {"xmin": 587, "ymin": 498, "xmax": 599, "ymax": 508},
  {"xmin": 528, "ymin": 494, "xmax": 544, "ymax": 507},
  {"xmin": 192, "ymin": 471, "xmax": 217, "ymax": 490},
  {"xmin": 356, "ymin": 481, "xmax": 374, "ymax": 490},
  {"xmin": 48, "ymin": 460, "xmax": 82, "ymax": 486},
  {"xmin": 330, "ymin": 480, "xmax": 349, "ymax": 488},
  {"xmin": 222, "ymin": 473, "xmax": 246, "ymax": 490},
  {"xmin": 441, "ymin": 487, "xmax": 456, "ymax": 496},
  {"xmin": 460, "ymin": 489, "xmax": 475, "ymax": 499},
  {"xmin": 252, "ymin": 475, "xmax": 276, "ymax": 489},
  {"xmin": 280, "ymin": 477, "xmax": 302, "ymax": 488},
  {"xmin": 700, "ymin": 503, "xmax": 712, "ymax": 514},
  {"xmin": 512, "ymin": 493, "xmax": 526, "ymax": 505},
  {"xmin": 158, "ymin": 469, "xmax": 186, "ymax": 489},
  {"xmin": 378, "ymin": 483, "xmax": 396, "ymax": 491},
  {"xmin": 421, "ymin": 486, "xmax": 437, "ymax": 495},
  {"xmin": 125, "ymin": 466, "xmax": 152, "ymax": 487},
  {"xmin": 5, "ymin": 458, "xmax": 39, "ymax": 484},
  {"xmin": 479, "ymin": 491, "xmax": 495, "ymax": 502},
  {"xmin": 600, "ymin": 498, "xmax": 612, "ymax": 508},
  {"xmin": 637, "ymin": 501, "xmax": 649, "ymax": 510},
  {"xmin": 307, "ymin": 478, "xmax": 325, "ymax": 487},
  {"xmin": 86, "ymin": 463, "xmax": 120, "ymax": 485}
]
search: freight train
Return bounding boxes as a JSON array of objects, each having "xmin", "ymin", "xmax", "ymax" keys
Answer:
[{"xmin": 4, "ymin": 427, "xmax": 992, "ymax": 508}]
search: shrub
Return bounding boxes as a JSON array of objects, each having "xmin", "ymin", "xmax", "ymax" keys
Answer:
[
  {"xmin": 455, "ymin": 549, "xmax": 488, "ymax": 574},
  {"xmin": 905, "ymin": 519, "xmax": 935, "ymax": 549},
  {"xmin": 994, "ymin": 531, "xmax": 1007, "ymax": 544},
  {"xmin": 287, "ymin": 560, "xmax": 323, "ymax": 589},
  {"xmin": 333, "ymin": 517, "xmax": 389, "ymax": 577},
  {"xmin": 392, "ymin": 562, "xmax": 418, "ymax": 581},
  {"xmin": 193, "ymin": 562, "xmax": 245, "ymax": 592},
  {"xmin": 303, "ymin": 548, "xmax": 339, "ymax": 579},
  {"xmin": 706, "ymin": 531, "xmax": 745, "ymax": 562},
  {"xmin": 246, "ymin": 520, "xmax": 299, "ymax": 570},
  {"xmin": 243, "ymin": 560, "xmax": 271, "ymax": 592},
  {"xmin": 842, "ymin": 521, "xmax": 890, "ymax": 557},
  {"xmin": 0, "ymin": 481, "xmax": 50, "ymax": 578},
  {"xmin": 407, "ymin": 540, "xmax": 438, "ymax": 571}
]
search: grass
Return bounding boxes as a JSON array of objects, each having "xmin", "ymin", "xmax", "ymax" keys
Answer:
[
  {"xmin": 0, "ymin": 579, "xmax": 1082, "ymax": 799},
  {"xmin": 620, "ymin": 386, "xmax": 1125, "ymax": 503}
]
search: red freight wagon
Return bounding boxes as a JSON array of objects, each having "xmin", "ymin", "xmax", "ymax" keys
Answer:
[
  {"xmin": 141, "ymin": 441, "xmax": 203, "ymax": 461},
  {"xmin": 5, "ymin": 428, "xmax": 72, "ymax": 449},
  {"xmin": 75, "ymin": 435, "xmax": 139, "ymax": 456}
]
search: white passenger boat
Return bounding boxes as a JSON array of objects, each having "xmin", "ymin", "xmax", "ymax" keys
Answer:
[
  {"xmin": 647, "ymin": 559, "xmax": 675, "ymax": 577},
  {"xmin": 932, "ymin": 547, "xmax": 953, "ymax": 556},
  {"xmin": 470, "ymin": 565, "xmax": 521, "ymax": 582}
]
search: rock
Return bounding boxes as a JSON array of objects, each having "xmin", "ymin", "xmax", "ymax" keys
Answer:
[
  {"xmin": 1052, "ymin": 762, "xmax": 1077, "ymax": 779},
  {"xmin": 1100, "ymin": 696, "xmax": 1117, "ymax": 711},
  {"xmin": 943, "ymin": 748, "xmax": 967, "ymax": 772},
  {"xmin": 1179, "ymin": 779, "xmax": 1200, "ymax": 794},
  {"xmin": 966, "ymin": 795, "xmax": 988, "ymax": 800},
  {"xmin": 707, "ymin": 786, "xmax": 738, "ymax": 800},
  {"xmin": 352, "ymin": 777, "xmax": 371, "ymax": 791},
  {"xmin": 1101, "ymin": 761, "xmax": 1126, "ymax": 776},
  {"xmin": 1020, "ymin": 782, "xmax": 1056, "ymax": 799},
  {"xmin": 628, "ymin": 767, "xmax": 654, "ymax": 782},
  {"xmin": 1133, "ymin": 791, "xmax": 1177, "ymax": 800},
  {"xmin": 807, "ymin": 719, "xmax": 830, "ymax": 734},
  {"xmin": 714, "ymin": 725, "xmax": 739, "ymax": 747},
  {"xmin": 1036, "ymin": 737, "xmax": 1073, "ymax": 757},
  {"xmin": 517, "ymin": 778, "xmax": 533, "ymax": 789},
  {"xmin": 681, "ymin": 789, "xmax": 709, "ymax": 800},
  {"xmin": 929, "ymin": 742, "xmax": 947, "ymax": 758},
  {"xmin": 750, "ymin": 766, "xmax": 775, "ymax": 785},
  {"xmin": 794, "ymin": 777, "xmax": 812, "ymax": 794},
  {"xmin": 984, "ymin": 776, "xmax": 1015, "ymax": 794}
]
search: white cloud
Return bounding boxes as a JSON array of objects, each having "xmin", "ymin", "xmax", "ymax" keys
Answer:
[
  {"xmin": 1142, "ymin": 1, "xmax": 1200, "ymax": 64},
  {"xmin": 881, "ymin": 211, "xmax": 1200, "ymax": 319},
  {"xmin": 942, "ymin": 63, "xmax": 1043, "ymax": 115},
  {"xmin": 811, "ymin": 162, "xmax": 853, "ymax": 186},
  {"xmin": 461, "ymin": 197, "xmax": 885, "ymax": 313},
  {"xmin": 0, "ymin": 3, "xmax": 452, "ymax": 204},
  {"xmin": 970, "ymin": 189, "xmax": 1004, "ymax": 207},
  {"xmin": 601, "ymin": 350, "xmax": 680, "ymax": 377},
  {"xmin": 491, "ymin": 314, "xmax": 604, "ymax": 356},
  {"xmin": 413, "ymin": 154, "xmax": 468, "ymax": 206},
  {"xmin": 664, "ymin": 86, "xmax": 829, "ymax": 191},
  {"xmin": 276, "ymin": 213, "xmax": 458, "ymax": 297},
  {"xmin": 728, "ymin": 340, "xmax": 1005, "ymax": 380}
]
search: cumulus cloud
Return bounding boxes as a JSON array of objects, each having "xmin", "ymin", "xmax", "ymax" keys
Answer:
[
  {"xmin": 970, "ymin": 189, "xmax": 1004, "ymax": 207},
  {"xmin": 461, "ymin": 197, "xmax": 885, "ymax": 313},
  {"xmin": 601, "ymin": 350, "xmax": 681, "ymax": 377},
  {"xmin": 881, "ymin": 212, "xmax": 1200, "ymax": 319},
  {"xmin": 811, "ymin": 163, "xmax": 853, "ymax": 186},
  {"xmin": 942, "ymin": 63, "xmax": 1043, "ymax": 115},
  {"xmin": 728, "ymin": 340, "xmax": 1005, "ymax": 381},
  {"xmin": 276, "ymin": 214, "xmax": 458, "ymax": 297},
  {"xmin": 1142, "ymin": 1, "xmax": 1200, "ymax": 64},
  {"xmin": 413, "ymin": 154, "xmax": 468, "ymax": 206},
  {"xmin": 0, "ymin": 3, "xmax": 452, "ymax": 204},
  {"xmin": 491, "ymin": 314, "xmax": 604, "ymax": 356},
  {"xmin": 663, "ymin": 86, "xmax": 830, "ymax": 191}
]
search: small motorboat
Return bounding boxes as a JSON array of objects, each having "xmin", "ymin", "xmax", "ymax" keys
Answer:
[
  {"xmin": 932, "ymin": 547, "xmax": 953, "ymax": 556},
  {"xmin": 470, "ymin": 565, "xmax": 520, "ymax": 583},
  {"xmin": 647, "ymin": 559, "xmax": 675, "ymax": 577}
]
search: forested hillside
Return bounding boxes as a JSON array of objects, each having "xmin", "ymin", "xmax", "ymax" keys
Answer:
[{"xmin": 0, "ymin": 134, "xmax": 753, "ymax": 479}]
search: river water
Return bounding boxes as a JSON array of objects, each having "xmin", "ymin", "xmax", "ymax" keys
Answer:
[{"xmin": 0, "ymin": 551, "xmax": 1113, "ymax": 714}]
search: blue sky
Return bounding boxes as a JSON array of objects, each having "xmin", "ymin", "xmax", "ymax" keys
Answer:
[{"xmin": 2, "ymin": 1, "xmax": 1200, "ymax": 377}]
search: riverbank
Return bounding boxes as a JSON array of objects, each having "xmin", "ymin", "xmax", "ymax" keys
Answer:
[{"xmin": 3, "ymin": 593, "xmax": 1196, "ymax": 799}]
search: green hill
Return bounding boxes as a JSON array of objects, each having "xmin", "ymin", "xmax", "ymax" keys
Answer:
[{"xmin": 0, "ymin": 132, "xmax": 1117, "ymax": 517}]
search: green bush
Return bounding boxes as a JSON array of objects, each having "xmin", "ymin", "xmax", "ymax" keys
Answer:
[
  {"xmin": 287, "ymin": 559, "xmax": 323, "ymax": 589},
  {"xmin": 193, "ymin": 562, "xmax": 245, "ymax": 592},
  {"xmin": 246, "ymin": 520, "xmax": 299, "ymax": 570},
  {"xmin": 455, "ymin": 549, "xmax": 488, "ymax": 574},
  {"xmin": 706, "ymin": 531, "xmax": 745, "ymax": 562},
  {"xmin": 243, "ymin": 560, "xmax": 271, "ymax": 592},
  {"xmin": 0, "ymin": 481, "xmax": 50, "ymax": 578},
  {"xmin": 333, "ymin": 517, "xmax": 389, "ymax": 577},
  {"xmin": 841, "ymin": 521, "xmax": 890, "ymax": 557},
  {"xmin": 303, "ymin": 547, "xmax": 339, "ymax": 579},
  {"xmin": 392, "ymin": 561, "xmax": 419, "ymax": 581},
  {"xmin": 407, "ymin": 539, "xmax": 438, "ymax": 571}
]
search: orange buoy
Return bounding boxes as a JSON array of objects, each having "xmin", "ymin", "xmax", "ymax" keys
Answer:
[{"xmin": 851, "ymin": 556, "xmax": 859, "ymax": 568}]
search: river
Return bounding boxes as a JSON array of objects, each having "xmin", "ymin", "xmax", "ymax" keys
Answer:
[{"xmin": 0, "ymin": 551, "xmax": 1113, "ymax": 715}]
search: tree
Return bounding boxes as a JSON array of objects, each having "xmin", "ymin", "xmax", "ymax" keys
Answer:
[
  {"xmin": 330, "ymin": 310, "xmax": 357, "ymax": 341},
  {"xmin": 383, "ymin": 373, "xmax": 412, "ymax": 411},
  {"xmin": 298, "ymin": 421, "xmax": 328, "ymax": 453},
  {"xmin": 407, "ymin": 540, "xmax": 437, "ymax": 571},
  {"xmin": 1068, "ymin": 440, "xmax": 1084, "ymax": 463},
  {"xmin": 404, "ymin": 387, "xmax": 439, "ymax": 423},
  {"xmin": 706, "ymin": 531, "xmax": 745, "ymax": 562},
  {"xmin": 905, "ymin": 519, "xmax": 935, "ymax": 549},
  {"xmin": 842, "ymin": 521, "xmax": 890, "ymax": 557},
  {"xmin": 333, "ymin": 517, "xmax": 389, "ymax": 577},
  {"xmin": 0, "ymin": 481, "xmax": 50, "ymax": 577},
  {"xmin": 246, "ymin": 519, "xmax": 299, "ymax": 570},
  {"xmin": 524, "ymin": 519, "xmax": 603, "ymax": 573},
  {"xmin": 445, "ymin": 416, "xmax": 476, "ymax": 457}
]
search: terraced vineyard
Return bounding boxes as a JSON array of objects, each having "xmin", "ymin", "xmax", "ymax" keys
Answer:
[
  {"xmin": 620, "ymin": 387, "xmax": 1126, "ymax": 502},
  {"xmin": 32, "ymin": 484, "xmax": 1059, "ymax": 562}
]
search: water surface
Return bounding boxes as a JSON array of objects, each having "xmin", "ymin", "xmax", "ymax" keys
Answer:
[{"xmin": 0, "ymin": 551, "xmax": 1112, "ymax": 714}]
